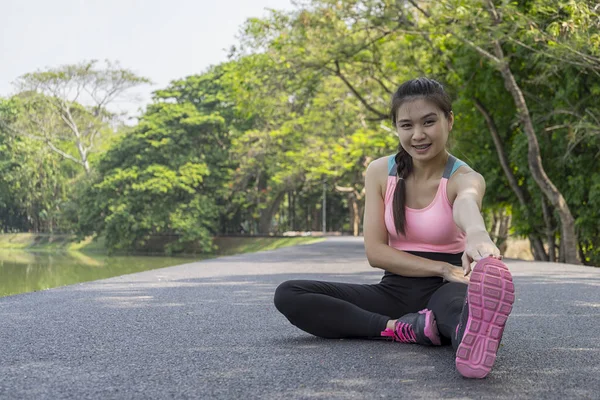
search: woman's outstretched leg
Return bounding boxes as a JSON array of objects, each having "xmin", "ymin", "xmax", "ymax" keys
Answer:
[{"xmin": 427, "ymin": 258, "xmax": 515, "ymax": 379}]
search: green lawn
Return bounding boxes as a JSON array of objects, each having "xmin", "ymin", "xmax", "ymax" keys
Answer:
[{"xmin": 0, "ymin": 233, "xmax": 325, "ymax": 256}]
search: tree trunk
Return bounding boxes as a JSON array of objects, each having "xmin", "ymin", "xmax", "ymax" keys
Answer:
[
  {"xmin": 291, "ymin": 191, "xmax": 296, "ymax": 231},
  {"xmin": 348, "ymin": 195, "xmax": 360, "ymax": 236},
  {"xmin": 258, "ymin": 191, "xmax": 285, "ymax": 234},
  {"xmin": 348, "ymin": 195, "xmax": 355, "ymax": 235},
  {"xmin": 540, "ymin": 196, "xmax": 556, "ymax": 262},
  {"xmin": 578, "ymin": 242, "xmax": 587, "ymax": 266},
  {"xmin": 75, "ymin": 139, "xmax": 90, "ymax": 174},
  {"xmin": 334, "ymin": 183, "xmax": 363, "ymax": 236},
  {"xmin": 490, "ymin": 210, "xmax": 510, "ymax": 254},
  {"xmin": 559, "ymin": 236, "xmax": 566, "ymax": 263},
  {"xmin": 489, "ymin": 39, "xmax": 581, "ymax": 264},
  {"xmin": 473, "ymin": 98, "xmax": 548, "ymax": 261},
  {"xmin": 287, "ymin": 191, "xmax": 292, "ymax": 231},
  {"xmin": 356, "ymin": 201, "xmax": 364, "ymax": 236},
  {"xmin": 306, "ymin": 203, "xmax": 310, "ymax": 232}
]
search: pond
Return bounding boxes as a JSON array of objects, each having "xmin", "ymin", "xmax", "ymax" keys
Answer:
[{"xmin": 0, "ymin": 250, "xmax": 205, "ymax": 298}]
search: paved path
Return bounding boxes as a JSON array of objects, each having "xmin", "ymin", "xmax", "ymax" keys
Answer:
[{"xmin": 1, "ymin": 237, "xmax": 599, "ymax": 399}]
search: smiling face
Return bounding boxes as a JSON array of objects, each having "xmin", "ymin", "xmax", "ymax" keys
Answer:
[{"xmin": 394, "ymin": 98, "xmax": 453, "ymax": 161}]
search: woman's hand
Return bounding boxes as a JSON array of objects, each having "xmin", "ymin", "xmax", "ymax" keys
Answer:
[
  {"xmin": 462, "ymin": 230, "xmax": 502, "ymax": 276},
  {"xmin": 442, "ymin": 264, "xmax": 470, "ymax": 284}
]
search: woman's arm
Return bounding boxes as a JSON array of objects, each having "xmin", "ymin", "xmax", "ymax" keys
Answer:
[
  {"xmin": 451, "ymin": 170, "xmax": 502, "ymax": 275},
  {"xmin": 363, "ymin": 158, "xmax": 468, "ymax": 283}
]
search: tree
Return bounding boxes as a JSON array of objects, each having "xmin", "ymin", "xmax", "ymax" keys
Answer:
[
  {"xmin": 431, "ymin": 0, "xmax": 585, "ymax": 264},
  {"xmin": 234, "ymin": 7, "xmax": 403, "ymax": 235},
  {"xmin": 2, "ymin": 60, "xmax": 150, "ymax": 174},
  {"xmin": 78, "ymin": 102, "xmax": 224, "ymax": 253},
  {"xmin": 0, "ymin": 97, "xmax": 76, "ymax": 233},
  {"xmin": 78, "ymin": 66, "xmax": 235, "ymax": 253}
]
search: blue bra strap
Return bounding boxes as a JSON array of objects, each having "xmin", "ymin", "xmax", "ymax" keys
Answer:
[
  {"xmin": 388, "ymin": 155, "xmax": 397, "ymax": 176},
  {"xmin": 443, "ymin": 155, "xmax": 468, "ymax": 179}
]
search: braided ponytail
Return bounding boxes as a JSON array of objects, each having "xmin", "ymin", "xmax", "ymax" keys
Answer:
[{"xmin": 392, "ymin": 145, "xmax": 413, "ymax": 235}]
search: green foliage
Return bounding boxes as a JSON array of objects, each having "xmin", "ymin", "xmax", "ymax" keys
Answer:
[
  {"xmin": 77, "ymin": 70, "xmax": 233, "ymax": 254},
  {"xmin": 1, "ymin": 1, "xmax": 598, "ymax": 263},
  {"xmin": 233, "ymin": 0, "xmax": 600, "ymax": 263},
  {"xmin": 7, "ymin": 60, "xmax": 150, "ymax": 173},
  {"xmin": 0, "ymin": 97, "xmax": 79, "ymax": 233}
]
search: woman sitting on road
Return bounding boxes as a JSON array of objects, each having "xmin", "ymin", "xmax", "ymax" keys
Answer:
[{"xmin": 274, "ymin": 77, "xmax": 515, "ymax": 379}]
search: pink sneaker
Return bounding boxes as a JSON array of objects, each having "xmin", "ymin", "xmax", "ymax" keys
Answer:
[
  {"xmin": 381, "ymin": 309, "xmax": 442, "ymax": 346},
  {"xmin": 455, "ymin": 257, "xmax": 515, "ymax": 378}
]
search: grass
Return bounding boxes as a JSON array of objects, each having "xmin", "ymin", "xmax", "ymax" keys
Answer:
[
  {"xmin": 0, "ymin": 234, "xmax": 106, "ymax": 252},
  {"xmin": 212, "ymin": 236, "xmax": 324, "ymax": 256},
  {"xmin": 0, "ymin": 233, "xmax": 325, "ymax": 257}
]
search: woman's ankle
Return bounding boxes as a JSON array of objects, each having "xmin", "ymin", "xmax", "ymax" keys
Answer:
[{"xmin": 386, "ymin": 319, "xmax": 396, "ymax": 330}]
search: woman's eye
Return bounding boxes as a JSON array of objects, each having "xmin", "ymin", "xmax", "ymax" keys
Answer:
[
  {"xmin": 400, "ymin": 124, "xmax": 411, "ymax": 129},
  {"xmin": 424, "ymin": 120, "xmax": 435, "ymax": 126}
]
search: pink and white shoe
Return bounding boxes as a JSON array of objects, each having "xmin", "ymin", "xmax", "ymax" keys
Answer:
[
  {"xmin": 381, "ymin": 308, "xmax": 442, "ymax": 346},
  {"xmin": 455, "ymin": 257, "xmax": 515, "ymax": 378}
]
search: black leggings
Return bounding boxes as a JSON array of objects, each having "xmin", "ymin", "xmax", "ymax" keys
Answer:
[{"xmin": 274, "ymin": 251, "xmax": 467, "ymax": 348}]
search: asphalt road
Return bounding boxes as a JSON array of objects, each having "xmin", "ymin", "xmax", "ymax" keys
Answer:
[{"xmin": 1, "ymin": 237, "xmax": 599, "ymax": 399}]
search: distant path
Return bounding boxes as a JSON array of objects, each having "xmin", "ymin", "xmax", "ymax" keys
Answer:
[{"xmin": 1, "ymin": 237, "xmax": 598, "ymax": 399}]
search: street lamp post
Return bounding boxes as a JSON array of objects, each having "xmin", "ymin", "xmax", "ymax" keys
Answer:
[{"xmin": 322, "ymin": 180, "xmax": 326, "ymax": 235}]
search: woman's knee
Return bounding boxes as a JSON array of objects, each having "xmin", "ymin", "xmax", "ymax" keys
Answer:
[
  {"xmin": 273, "ymin": 280, "xmax": 303, "ymax": 315},
  {"xmin": 428, "ymin": 281, "xmax": 467, "ymax": 312}
]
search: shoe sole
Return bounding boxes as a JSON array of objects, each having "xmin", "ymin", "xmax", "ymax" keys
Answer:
[
  {"xmin": 421, "ymin": 309, "xmax": 441, "ymax": 346},
  {"xmin": 455, "ymin": 257, "xmax": 515, "ymax": 378}
]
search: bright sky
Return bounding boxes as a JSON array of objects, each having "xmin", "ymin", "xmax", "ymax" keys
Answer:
[{"xmin": 1, "ymin": 0, "xmax": 295, "ymax": 115}]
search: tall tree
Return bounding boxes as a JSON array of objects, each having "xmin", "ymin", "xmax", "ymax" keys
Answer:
[
  {"xmin": 437, "ymin": 0, "xmax": 586, "ymax": 264},
  {"xmin": 1, "ymin": 60, "xmax": 150, "ymax": 174},
  {"xmin": 78, "ymin": 66, "xmax": 235, "ymax": 253},
  {"xmin": 0, "ymin": 97, "xmax": 76, "ymax": 233}
]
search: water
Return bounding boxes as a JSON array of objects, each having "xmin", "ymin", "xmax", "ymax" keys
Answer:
[{"xmin": 0, "ymin": 250, "xmax": 206, "ymax": 298}]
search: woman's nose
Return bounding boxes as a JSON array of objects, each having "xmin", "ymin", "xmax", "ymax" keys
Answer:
[{"xmin": 412, "ymin": 127, "xmax": 426, "ymax": 140}]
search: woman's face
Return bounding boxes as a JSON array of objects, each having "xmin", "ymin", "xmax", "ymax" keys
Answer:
[{"xmin": 395, "ymin": 98, "xmax": 453, "ymax": 161}]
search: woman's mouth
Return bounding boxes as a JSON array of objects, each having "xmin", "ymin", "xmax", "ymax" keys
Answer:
[{"xmin": 412, "ymin": 144, "xmax": 432, "ymax": 153}]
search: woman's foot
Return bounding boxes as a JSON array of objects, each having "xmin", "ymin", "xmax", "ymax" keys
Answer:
[
  {"xmin": 455, "ymin": 257, "xmax": 515, "ymax": 378},
  {"xmin": 381, "ymin": 309, "xmax": 441, "ymax": 346}
]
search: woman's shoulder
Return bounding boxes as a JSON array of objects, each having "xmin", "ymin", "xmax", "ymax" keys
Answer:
[
  {"xmin": 366, "ymin": 154, "xmax": 395, "ymax": 175},
  {"xmin": 447, "ymin": 158, "xmax": 486, "ymax": 203},
  {"xmin": 447, "ymin": 155, "xmax": 473, "ymax": 177},
  {"xmin": 366, "ymin": 155, "xmax": 396, "ymax": 198}
]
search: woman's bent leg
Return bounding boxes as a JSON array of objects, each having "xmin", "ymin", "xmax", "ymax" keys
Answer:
[
  {"xmin": 426, "ymin": 282, "xmax": 468, "ymax": 348},
  {"xmin": 274, "ymin": 280, "xmax": 404, "ymax": 339}
]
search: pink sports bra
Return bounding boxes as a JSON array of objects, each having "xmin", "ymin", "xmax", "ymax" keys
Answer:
[{"xmin": 384, "ymin": 154, "xmax": 468, "ymax": 253}]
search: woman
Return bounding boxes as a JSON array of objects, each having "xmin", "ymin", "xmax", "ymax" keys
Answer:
[{"xmin": 274, "ymin": 77, "xmax": 515, "ymax": 379}]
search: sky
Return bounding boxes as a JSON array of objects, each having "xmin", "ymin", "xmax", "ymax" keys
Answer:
[{"xmin": 0, "ymin": 0, "xmax": 295, "ymax": 115}]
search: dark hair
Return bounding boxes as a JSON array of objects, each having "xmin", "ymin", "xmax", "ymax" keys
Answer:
[{"xmin": 390, "ymin": 77, "xmax": 452, "ymax": 235}]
